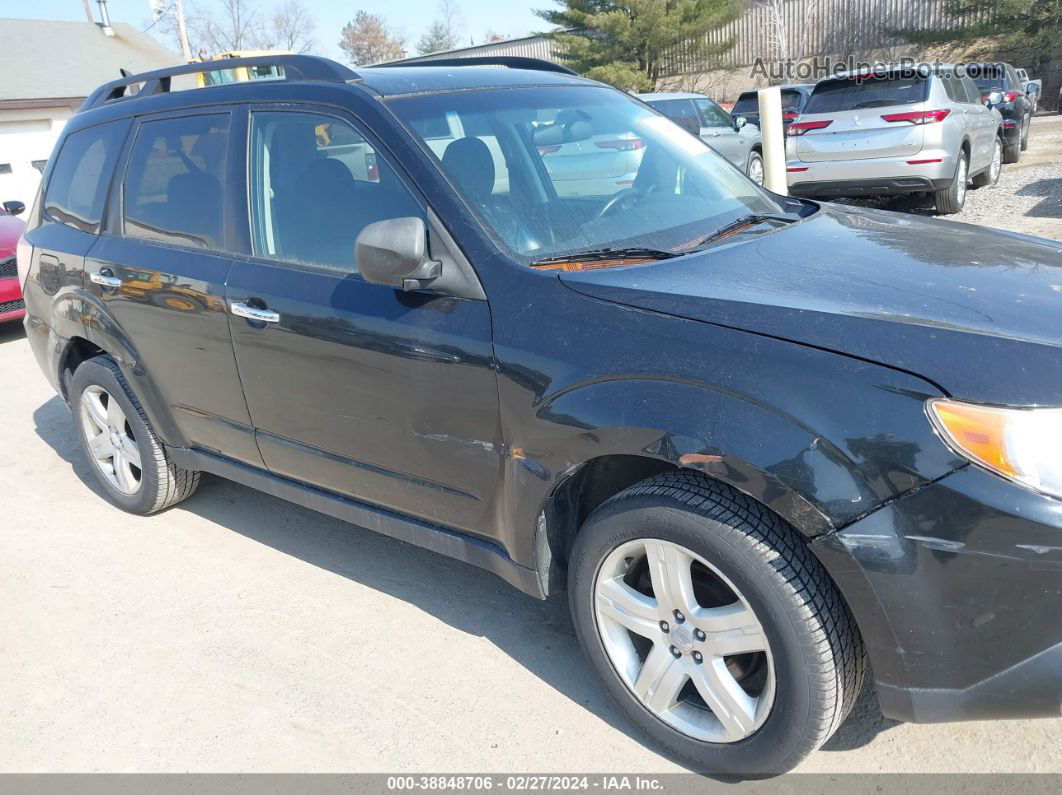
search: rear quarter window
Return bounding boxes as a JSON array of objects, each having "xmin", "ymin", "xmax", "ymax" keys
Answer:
[
  {"xmin": 43, "ymin": 119, "xmax": 130, "ymax": 234},
  {"xmin": 804, "ymin": 75, "xmax": 928, "ymax": 113},
  {"xmin": 732, "ymin": 93, "xmax": 758, "ymax": 114}
]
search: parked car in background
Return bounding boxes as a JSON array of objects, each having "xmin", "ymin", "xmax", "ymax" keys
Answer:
[
  {"xmin": 639, "ymin": 92, "xmax": 765, "ymax": 184},
  {"xmin": 1, "ymin": 200, "xmax": 26, "ymax": 324},
  {"xmin": 731, "ymin": 84, "xmax": 815, "ymax": 132},
  {"xmin": 968, "ymin": 62, "xmax": 1034, "ymax": 163},
  {"xmin": 1015, "ymin": 67, "xmax": 1041, "ymax": 113},
  {"xmin": 786, "ymin": 65, "xmax": 1003, "ymax": 214}
]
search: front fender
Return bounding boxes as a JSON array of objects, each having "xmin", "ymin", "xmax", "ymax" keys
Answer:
[{"xmin": 501, "ymin": 362, "xmax": 966, "ymax": 570}]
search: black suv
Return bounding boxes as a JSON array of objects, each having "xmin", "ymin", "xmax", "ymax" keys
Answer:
[
  {"xmin": 18, "ymin": 56, "xmax": 1062, "ymax": 775},
  {"xmin": 969, "ymin": 62, "xmax": 1035, "ymax": 163}
]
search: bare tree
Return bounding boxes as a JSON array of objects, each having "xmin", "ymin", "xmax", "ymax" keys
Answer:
[
  {"xmin": 339, "ymin": 11, "xmax": 407, "ymax": 66},
  {"xmin": 416, "ymin": 0, "xmax": 462, "ymax": 55},
  {"xmin": 190, "ymin": 0, "xmax": 267, "ymax": 53},
  {"xmin": 267, "ymin": 0, "xmax": 315, "ymax": 53}
]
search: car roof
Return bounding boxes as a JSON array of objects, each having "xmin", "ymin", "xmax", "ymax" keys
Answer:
[{"xmin": 358, "ymin": 65, "xmax": 592, "ymax": 97}]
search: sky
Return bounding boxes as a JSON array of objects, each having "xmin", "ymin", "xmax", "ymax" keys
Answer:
[{"xmin": 5, "ymin": 0, "xmax": 551, "ymax": 62}]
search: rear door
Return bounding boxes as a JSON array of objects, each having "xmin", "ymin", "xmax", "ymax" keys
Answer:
[
  {"xmin": 226, "ymin": 106, "xmax": 502, "ymax": 535},
  {"xmin": 794, "ymin": 74, "xmax": 929, "ymax": 162},
  {"xmin": 87, "ymin": 108, "xmax": 262, "ymax": 466}
]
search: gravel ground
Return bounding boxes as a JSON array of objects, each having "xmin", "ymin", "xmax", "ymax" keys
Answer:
[{"xmin": 836, "ymin": 114, "xmax": 1062, "ymax": 241}]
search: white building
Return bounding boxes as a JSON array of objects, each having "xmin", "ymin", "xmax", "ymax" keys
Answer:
[{"xmin": 0, "ymin": 18, "xmax": 178, "ymax": 208}]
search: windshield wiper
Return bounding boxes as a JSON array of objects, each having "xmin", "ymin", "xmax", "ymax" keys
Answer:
[
  {"xmin": 680, "ymin": 213, "xmax": 797, "ymax": 252},
  {"xmin": 531, "ymin": 246, "xmax": 677, "ymax": 269}
]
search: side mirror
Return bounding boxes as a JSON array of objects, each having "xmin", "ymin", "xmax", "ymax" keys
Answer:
[
  {"xmin": 2, "ymin": 200, "xmax": 24, "ymax": 216},
  {"xmin": 355, "ymin": 216, "xmax": 441, "ymax": 291},
  {"xmin": 735, "ymin": 115, "xmax": 747, "ymax": 130}
]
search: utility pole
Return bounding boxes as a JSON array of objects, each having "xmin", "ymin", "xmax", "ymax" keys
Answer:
[{"xmin": 174, "ymin": 0, "xmax": 193, "ymax": 62}]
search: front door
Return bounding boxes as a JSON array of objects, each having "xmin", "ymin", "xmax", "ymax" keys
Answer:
[
  {"xmin": 694, "ymin": 98, "xmax": 744, "ymax": 166},
  {"xmin": 226, "ymin": 107, "xmax": 502, "ymax": 535},
  {"xmin": 87, "ymin": 109, "xmax": 262, "ymax": 466}
]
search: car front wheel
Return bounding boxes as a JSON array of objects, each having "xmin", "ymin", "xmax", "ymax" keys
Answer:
[
  {"xmin": 568, "ymin": 472, "xmax": 865, "ymax": 775},
  {"xmin": 746, "ymin": 151, "xmax": 765, "ymax": 186}
]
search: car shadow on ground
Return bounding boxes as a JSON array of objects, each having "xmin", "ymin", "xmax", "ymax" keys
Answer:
[
  {"xmin": 32, "ymin": 392, "xmax": 899, "ymax": 771},
  {"xmin": 1015, "ymin": 178, "xmax": 1062, "ymax": 218}
]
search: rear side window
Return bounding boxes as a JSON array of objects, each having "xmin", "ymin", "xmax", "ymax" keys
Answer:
[
  {"xmin": 940, "ymin": 73, "xmax": 964, "ymax": 103},
  {"xmin": 804, "ymin": 75, "xmax": 928, "ymax": 113},
  {"xmin": 648, "ymin": 99, "xmax": 699, "ymax": 125},
  {"xmin": 43, "ymin": 120, "xmax": 129, "ymax": 233},
  {"xmin": 961, "ymin": 77, "xmax": 983, "ymax": 104},
  {"xmin": 122, "ymin": 113, "xmax": 230, "ymax": 249}
]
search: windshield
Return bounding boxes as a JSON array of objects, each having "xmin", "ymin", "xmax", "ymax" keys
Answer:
[{"xmin": 387, "ymin": 85, "xmax": 783, "ymax": 263}]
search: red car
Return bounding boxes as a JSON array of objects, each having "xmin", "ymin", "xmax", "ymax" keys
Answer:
[{"xmin": 0, "ymin": 204, "xmax": 27, "ymax": 323}]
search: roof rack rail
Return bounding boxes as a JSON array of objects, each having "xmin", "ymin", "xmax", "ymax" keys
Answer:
[
  {"xmin": 81, "ymin": 55, "xmax": 359, "ymax": 111},
  {"xmin": 381, "ymin": 56, "xmax": 578, "ymax": 76}
]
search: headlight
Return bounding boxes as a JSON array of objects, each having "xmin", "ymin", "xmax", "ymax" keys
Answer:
[{"xmin": 928, "ymin": 398, "xmax": 1062, "ymax": 499}]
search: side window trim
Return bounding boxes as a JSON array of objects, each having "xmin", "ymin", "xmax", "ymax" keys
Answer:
[
  {"xmin": 239, "ymin": 103, "xmax": 429, "ymax": 279},
  {"xmin": 112, "ymin": 107, "xmax": 237, "ymax": 253}
]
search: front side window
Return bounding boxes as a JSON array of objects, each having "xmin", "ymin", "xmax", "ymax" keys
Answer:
[
  {"xmin": 122, "ymin": 113, "xmax": 229, "ymax": 249},
  {"xmin": 389, "ymin": 85, "xmax": 783, "ymax": 262},
  {"xmin": 44, "ymin": 119, "xmax": 129, "ymax": 233},
  {"xmin": 693, "ymin": 98, "xmax": 733, "ymax": 129},
  {"xmin": 249, "ymin": 111, "xmax": 423, "ymax": 273}
]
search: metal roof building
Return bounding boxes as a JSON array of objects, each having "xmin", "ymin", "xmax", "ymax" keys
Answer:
[{"xmin": 382, "ymin": 34, "xmax": 560, "ymax": 66}]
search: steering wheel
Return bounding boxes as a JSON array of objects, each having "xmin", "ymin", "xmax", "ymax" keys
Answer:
[{"xmin": 593, "ymin": 187, "xmax": 644, "ymax": 221}]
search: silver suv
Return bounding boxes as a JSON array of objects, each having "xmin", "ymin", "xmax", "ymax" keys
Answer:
[{"xmin": 786, "ymin": 66, "xmax": 1003, "ymax": 214}]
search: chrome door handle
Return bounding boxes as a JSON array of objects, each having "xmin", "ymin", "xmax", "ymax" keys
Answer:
[
  {"xmin": 230, "ymin": 301, "xmax": 280, "ymax": 323},
  {"xmin": 89, "ymin": 272, "xmax": 121, "ymax": 289}
]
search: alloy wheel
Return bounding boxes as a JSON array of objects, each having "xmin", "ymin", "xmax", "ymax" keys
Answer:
[
  {"xmin": 593, "ymin": 538, "xmax": 775, "ymax": 743},
  {"xmin": 747, "ymin": 155, "xmax": 765, "ymax": 186},
  {"xmin": 79, "ymin": 385, "xmax": 143, "ymax": 495},
  {"xmin": 990, "ymin": 139, "xmax": 1002, "ymax": 184}
]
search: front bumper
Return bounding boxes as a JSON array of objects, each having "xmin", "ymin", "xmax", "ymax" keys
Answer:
[
  {"xmin": 787, "ymin": 149, "xmax": 957, "ymax": 198},
  {"xmin": 812, "ymin": 465, "xmax": 1062, "ymax": 723},
  {"xmin": 0, "ymin": 278, "xmax": 25, "ymax": 323}
]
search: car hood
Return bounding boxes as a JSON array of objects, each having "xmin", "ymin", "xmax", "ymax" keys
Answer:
[{"xmin": 558, "ymin": 203, "xmax": 1062, "ymax": 405}]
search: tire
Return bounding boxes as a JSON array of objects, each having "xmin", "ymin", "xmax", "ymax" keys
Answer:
[
  {"xmin": 745, "ymin": 151, "xmax": 765, "ymax": 186},
  {"xmin": 70, "ymin": 355, "xmax": 200, "ymax": 515},
  {"xmin": 971, "ymin": 137, "xmax": 1002, "ymax": 189},
  {"xmin": 1020, "ymin": 115, "xmax": 1029, "ymax": 151},
  {"xmin": 569, "ymin": 472, "xmax": 865, "ymax": 776},
  {"xmin": 1003, "ymin": 134, "xmax": 1021, "ymax": 164},
  {"xmin": 933, "ymin": 151, "xmax": 968, "ymax": 215}
]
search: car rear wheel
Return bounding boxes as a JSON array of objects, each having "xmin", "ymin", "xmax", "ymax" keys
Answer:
[
  {"xmin": 1003, "ymin": 133, "xmax": 1021, "ymax": 164},
  {"xmin": 933, "ymin": 151, "xmax": 968, "ymax": 215},
  {"xmin": 71, "ymin": 355, "xmax": 200, "ymax": 515},
  {"xmin": 746, "ymin": 151, "xmax": 765, "ymax": 186},
  {"xmin": 972, "ymin": 137, "xmax": 1002, "ymax": 188},
  {"xmin": 568, "ymin": 472, "xmax": 865, "ymax": 775},
  {"xmin": 1020, "ymin": 115, "xmax": 1030, "ymax": 151}
]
